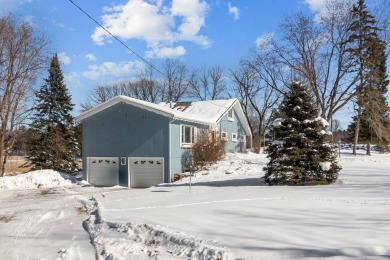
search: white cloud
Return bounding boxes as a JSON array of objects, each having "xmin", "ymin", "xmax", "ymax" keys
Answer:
[
  {"xmin": 228, "ymin": 2, "xmax": 240, "ymax": 20},
  {"xmin": 57, "ymin": 52, "xmax": 71, "ymax": 65},
  {"xmin": 255, "ymin": 33, "xmax": 274, "ymax": 51},
  {"xmin": 92, "ymin": 0, "xmax": 210, "ymax": 58},
  {"xmin": 85, "ymin": 53, "xmax": 97, "ymax": 61},
  {"xmin": 50, "ymin": 19, "xmax": 75, "ymax": 31},
  {"xmin": 83, "ymin": 60, "xmax": 143, "ymax": 81},
  {"xmin": 171, "ymin": 0, "xmax": 209, "ymax": 44},
  {"xmin": 303, "ymin": 0, "xmax": 326, "ymax": 11},
  {"xmin": 146, "ymin": 45, "xmax": 186, "ymax": 58},
  {"xmin": 64, "ymin": 72, "xmax": 82, "ymax": 89}
]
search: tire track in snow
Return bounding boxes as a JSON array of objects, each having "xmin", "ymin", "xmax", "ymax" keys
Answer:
[{"xmin": 109, "ymin": 196, "xmax": 289, "ymax": 211}]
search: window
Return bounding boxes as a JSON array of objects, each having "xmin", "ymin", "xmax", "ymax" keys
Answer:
[
  {"xmin": 232, "ymin": 133, "xmax": 237, "ymax": 142},
  {"xmin": 227, "ymin": 109, "xmax": 234, "ymax": 121},
  {"xmin": 241, "ymin": 135, "xmax": 246, "ymax": 142},
  {"xmin": 221, "ymin": 131, "xmax": 228, "ymax": 141},
  {"xmin": 181, "ymin": 125, "xmax": 196, "ymax": 147}
]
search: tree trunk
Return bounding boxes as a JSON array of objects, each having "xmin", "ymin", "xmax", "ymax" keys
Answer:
[
  {"xmin": 0, "ymin": 133, "xmax": 5, "ymax": 177},
  {"xmin": 366, "ymin": 142, "xmax": 371, "ymax": 156},
  {"xmin": 259, "ymin": 134, "xmax": 265, "ymax": 154},
  {"xmin": 0, "ymin": 149, "xmax": 5, "ymax": 177},
  {"xmin": 353, "ymin": 106, "xmax": 362, "ymax": 155},
  {"xmin": 258, "ymin": 122, "xmax": 263, "ymax": 154}
]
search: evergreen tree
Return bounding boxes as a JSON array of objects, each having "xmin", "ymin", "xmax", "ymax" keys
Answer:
[
  {"xmin": 345, "ymin": 0, "xmax": 388, "ymax": 154},
  {"xmin": 28, "ymin": 53, "xmax": 79, "ymax": 173},
  {"xmin": 346, "ymin": 115, "xmax": 372, "ymax": 143},
  {"xmin": 264, "ymin": 82, "xmax": 341, "ymax": 185},
  {"xmin": 360, "ymin": 40, "xmax": 390, "ymax": 151}
]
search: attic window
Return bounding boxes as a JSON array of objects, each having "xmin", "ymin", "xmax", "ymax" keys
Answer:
[
  {"xmin": 181, "ymin": 125, "xmax": 196, "ymax": 148},
  {"xmin": 228, "ymin": 109, "xmax": 234, "ymax": 121}
]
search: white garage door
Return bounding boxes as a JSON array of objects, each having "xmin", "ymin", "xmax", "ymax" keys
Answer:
[
  {"xmin": 129, "ymin": 157, "xmax": 164, "ymax": 188},
  {"xmin": 87, "ymin": 157, "xmax": 119, "ymax": 186}
]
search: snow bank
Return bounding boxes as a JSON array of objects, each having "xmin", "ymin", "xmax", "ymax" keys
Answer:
[
  {"xmin": 83, "ymin": 197, "xmax": 229, "ymax": 259},
  {"xmin": 0, "ymin": 169, "xmax": 75, "ymax": 190}
]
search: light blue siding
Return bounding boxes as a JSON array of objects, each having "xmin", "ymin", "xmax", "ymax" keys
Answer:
[
  {"xmin": 82, "ymin": 102, "xmax": 170, "ymax": 185},
  {"xmin": 218, "ymin": 107, "xmax": 247, "ymax": 153},
  {"xmin": 169, "ymin": 120, "xmax": 208, "ymax": 177},
  {"xmin": 81, "ymin": 100, "xmax": 250, "ymax": 185}
]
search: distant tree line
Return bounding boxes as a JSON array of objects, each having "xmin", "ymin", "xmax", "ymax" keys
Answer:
[{"xmin": 80, "ymin": 61, "xmax": 228, "ymax": 111}]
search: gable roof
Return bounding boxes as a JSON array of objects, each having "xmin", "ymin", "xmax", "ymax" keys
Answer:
[{"xmin": 76, "ymin": 95, "xmax": 252, "ymax": 135}]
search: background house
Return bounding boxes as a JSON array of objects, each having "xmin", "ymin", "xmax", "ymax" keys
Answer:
[{"xmin": 76, "ymin": 96, "xmax": 252, "ymax": 188}]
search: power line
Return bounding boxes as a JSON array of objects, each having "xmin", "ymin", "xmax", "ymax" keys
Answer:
[
  {"xmin": 68, "ymin": 0, "xmax": 233, "ymax": 111},
  {"xmin": 68, "ymin": 0, "xmax": 165, "ymax": 76}
]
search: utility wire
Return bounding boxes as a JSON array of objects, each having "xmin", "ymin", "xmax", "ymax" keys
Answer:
[
  {"xmin": 68, "ymin": 0, "xmax": 165, "ymax": 76},
  {"xmin": 68, "ymin": 0, "xmax": 235, "ymax": 111}
]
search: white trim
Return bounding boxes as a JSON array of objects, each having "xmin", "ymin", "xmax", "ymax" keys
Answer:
[
  {"xmin": 180, "ymin": 124, "xmax": 197, "ymax": 148},
  {"xmin": 221, "ymin": 131, "xmax": 228, "ymax": 141},
  {"xmin": 241, "ymin": 135, "xmax": 246, "ymax": 142},
  {"xmin": 76, "ymin": 96, "xmax": 174, "ymax": 123},
  {"xmin": 232, "ymin": 133, "xmax": 238, "ymax": 142},
  {"xmin": 76, "ymin": 95, "xmax": 224, "ymax": 125}
]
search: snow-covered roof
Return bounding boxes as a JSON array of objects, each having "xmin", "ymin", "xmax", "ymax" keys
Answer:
[{"xmin": 75, "ymin": 96, "xmax": 251, "ymax": 134}]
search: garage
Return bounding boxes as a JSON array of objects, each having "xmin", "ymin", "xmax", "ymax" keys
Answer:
[
  {"xmin": 87, "ymin": 157, "xmax": 119, "ymax": 186},
  {"xmin": 129, "ymin": 157, "xmax": 164, "ymax": 188}
]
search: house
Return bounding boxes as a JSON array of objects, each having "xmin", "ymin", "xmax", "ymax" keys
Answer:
[{"xmin": 75, "ymin": 95, "xmax": 252, "ymax": 188}]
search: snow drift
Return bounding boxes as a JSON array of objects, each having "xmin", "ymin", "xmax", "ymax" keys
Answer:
[{"xmin": 0, "ymin": 169, "xmax": 75, "ymax": 190}]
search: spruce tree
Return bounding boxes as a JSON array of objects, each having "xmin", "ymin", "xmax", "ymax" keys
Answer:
[
  {"xmin": 28, "ymin": 53, "xmax": 79, "ymax": 173},
  {"xmin": 264, "ymin": 82, "xmax": 341, "ymax": 185},
  {"xmin": 345, "ymin": 0, "xmax": 388, "ymax": 154}
]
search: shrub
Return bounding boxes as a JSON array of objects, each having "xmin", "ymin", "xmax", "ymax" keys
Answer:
[{"xmin": 192, "ymin": 130, "xmax": 225, "ymax": 168}]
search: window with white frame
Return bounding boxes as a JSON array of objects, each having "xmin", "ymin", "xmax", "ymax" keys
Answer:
[
  {"xmin": 232, "ymin": 133, "xmax": 238, "ymax": 142},
  {"xmin": 180, "ymin": 125, "xmax": 196, "ymax": 147},
  {"xmin": 241, "ymin": 135, "xmax": 246, "ymax": 142},
  {"xmin": 221, "ymin": 131, "xmax": 228, "ymax": 141},
  {"xmin": 227, "ymin": 109, "xmax": 234, "ymax": 121}
]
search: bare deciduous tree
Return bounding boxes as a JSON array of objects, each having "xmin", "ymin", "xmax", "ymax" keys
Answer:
[
  {"xmin": 273, "ymin": 0, "xmax": 360, "ymax": 121},
  {"xmin": 161, "ymin": 59, "xmax": 195, "ymax": 104},
  {"xmin": 135, "ymin": 64, "xmax": 162, "ymax": 103},
  {"xmin": 231, "ymin": 54, "xmax": 281, "ymax": 153},
  {"xmin": 80, "ymin": 65, "xmax": 162, "ymax": 111},
  {"xmin": 190, "ymin": 66, "xmax": 227, "ymax": 100},
  {"xmin": 0, "ymin": 15, "xmax": 49, "ymax": 176}
]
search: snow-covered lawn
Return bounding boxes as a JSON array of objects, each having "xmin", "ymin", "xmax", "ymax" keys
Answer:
[{"xmin": 1, "ymin": 152, "xmax": 389, "ymax": 259}]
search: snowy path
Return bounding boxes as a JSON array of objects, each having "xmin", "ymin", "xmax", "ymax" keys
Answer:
[{"xmin": 0, "ymin": 186, "xmax": 116, "ymax": 260}]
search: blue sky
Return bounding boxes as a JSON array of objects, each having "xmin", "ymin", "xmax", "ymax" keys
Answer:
[{"xmin": 0, "ymin": 0, "xmax": 379, "ymax": 123}]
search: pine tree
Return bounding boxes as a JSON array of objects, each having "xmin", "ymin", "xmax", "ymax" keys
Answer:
[
  {"xmin": 345, "ymin": 0, "xmax": 389, "ymax": 155},
  {"xmin": 28, "ymin": 53, "xmax": 79, "ymax": 173},
  {"xmin": 360, "ymin": 40, "xmax": 390, "ymax": 152},
  {"xmin": 264, "ymin": 82, "xmax": 341, "ymax": 185}
]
